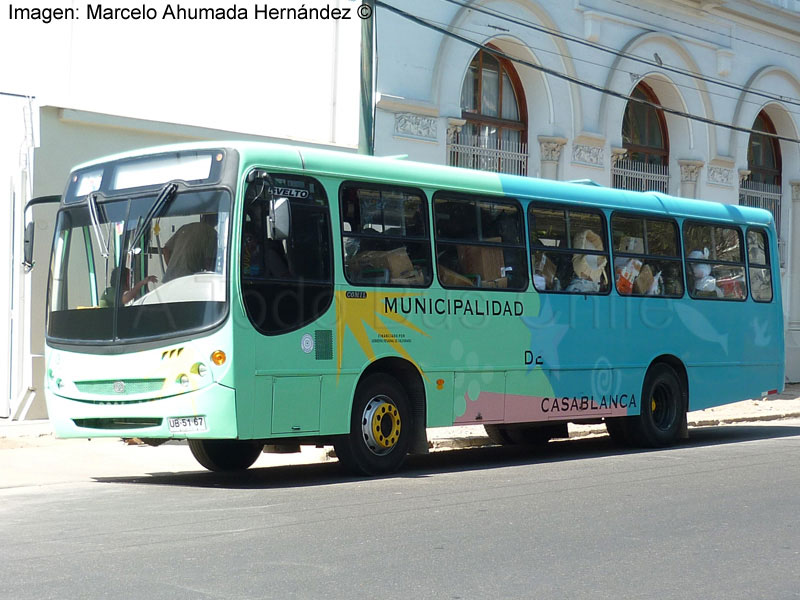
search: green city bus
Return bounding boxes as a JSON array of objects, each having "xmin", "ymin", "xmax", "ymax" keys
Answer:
[{"xmin": 42, "ymin": 142, "xmax": 784, "ymax": 474}]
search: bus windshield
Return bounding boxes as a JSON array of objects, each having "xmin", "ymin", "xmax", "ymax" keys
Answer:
[{"xmin": 47, "ymin": 187, "xmax": 231, "ymax": 344}]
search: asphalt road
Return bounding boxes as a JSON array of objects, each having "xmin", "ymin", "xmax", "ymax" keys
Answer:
[{"xmin": 3, "ymin": 422, "xmax": 800, "ymax": 600}]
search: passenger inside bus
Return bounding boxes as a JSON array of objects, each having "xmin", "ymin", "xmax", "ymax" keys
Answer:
[
  {"xmin": 162, "ymin": 221, "xmax": 218, "ymax": 282},
  {"xmin": 688, "ymin": 248, "xmax": 723, "ymax": 298}
]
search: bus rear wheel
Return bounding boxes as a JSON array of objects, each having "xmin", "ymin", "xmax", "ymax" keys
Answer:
[
  {"xmin": 188, "ymin": 439, "xmax": 264, "ymax": 472},
  {"xmin": 627, "ymin": 363, "xmax": 686, "ymax": 447},
  {"xmin": 334, "ymin": 374, "xmax": 413, "ymax": 476}
]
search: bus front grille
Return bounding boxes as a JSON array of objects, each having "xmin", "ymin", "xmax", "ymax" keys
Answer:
[
  {"xmin": 74, "ymin": 379, "xmax": 166, "ymax": 396},
  {"xmin": 73, "ymin": 418, "xmax": 163, "ymax": 430}
]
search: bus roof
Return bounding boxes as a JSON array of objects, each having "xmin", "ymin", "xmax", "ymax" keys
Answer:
[{"xmin": 71, "ymin": 140, "xmax": 775, "ymax": 229}]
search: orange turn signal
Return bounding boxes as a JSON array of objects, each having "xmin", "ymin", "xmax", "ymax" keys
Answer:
[{"xmin": 211, "ymin": 350, "xmax": 226, "ymax": 366}]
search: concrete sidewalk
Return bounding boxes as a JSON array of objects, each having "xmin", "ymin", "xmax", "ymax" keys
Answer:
[{"xmin": 2, "ymin": 386, "xmax": 800, "ymax": 489}]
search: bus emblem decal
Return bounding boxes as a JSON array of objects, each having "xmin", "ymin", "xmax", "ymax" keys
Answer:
[
  {"xmin": 113, "ymin": 381, "xmax": 125, "ymax": 394},
  {"xmin": 301, "ymin": 334, "xmax": 314, "ymax": 354}
]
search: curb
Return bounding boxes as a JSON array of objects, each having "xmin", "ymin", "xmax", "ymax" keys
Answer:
[
  {"xmin": 3, "ymin": 411, "xmax": 800, "ymax": 450},
  {"xmin": 429, "ymin": 411, "xmax": 800, "ymax": 451}
]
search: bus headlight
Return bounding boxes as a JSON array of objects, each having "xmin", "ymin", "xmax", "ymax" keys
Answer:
[
  {"xmin": 192, "ymin": 362, "xmax": 209, "ymax": 377},
  {"xmin": 178, "ymin": 374, "xmax": 190, "ymax": 388}
]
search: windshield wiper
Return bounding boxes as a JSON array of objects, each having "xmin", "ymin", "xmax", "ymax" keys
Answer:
[
  {"xmin": 127, "ymin": 182, "xmax": 179, "ymax": 254},
  {"xmin": 87, "ymin": 192, "xmax": 110, "ymax": 259}
]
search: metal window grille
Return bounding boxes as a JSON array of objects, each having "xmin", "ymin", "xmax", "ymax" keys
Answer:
[
  {"xmin": 447, "ymin": 134, "xmax": 528, "ymax": 176},
  {"xmin": 739, "ymin": 180, "xmax": 783, "ymax": 266},
  {"xmin": 611, "ymin": 159, "xmax": 669, "ymax": 194}
]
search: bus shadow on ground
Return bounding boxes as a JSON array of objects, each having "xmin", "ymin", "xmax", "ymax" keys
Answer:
[{"xmin": 93, "ymin": 423, "xmax": 800, "ymax": 490}]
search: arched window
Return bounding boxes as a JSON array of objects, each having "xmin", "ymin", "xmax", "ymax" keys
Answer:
[
  {"xmin": 747, "ymin": 112, "xmax": 781, "ymax": 186},
  {"xmin": 614, "ymin": 82, "xmax": 669, "ymax": 193},
  {"xmin": 740, "ymin": 111, "xmax": 782, "ymax": 249},
  {"xmin": 451, "ymin": 48, "xmax": 527, "ymax": 175},
  {"xmin": 621, "ymin": 83, "xmax": 669, "ymax": 165}
]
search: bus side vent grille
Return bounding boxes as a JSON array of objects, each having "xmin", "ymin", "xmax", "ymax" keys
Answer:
[{"xmin": 315, "ymin": 330, "xmax": 333, "ymax": 360}]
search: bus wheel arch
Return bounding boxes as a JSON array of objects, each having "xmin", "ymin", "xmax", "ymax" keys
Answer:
[
  {"xmin": 361, "ymin": 358, "xmax": 427, "ymax": 454},
  {"xmin": 606, "ymin": 355, "xmax": 689, "ymax": 447},
  {"xmin": 650, "ymin": 354, "xmax": 690, "ymax": 439},
  {"xmin": 635, "ymin": 357, "xmax": 688, "ymax": 447},
  {"xmin": 334, "ymin": 358, "xmax": 427, "ymax": 476}
]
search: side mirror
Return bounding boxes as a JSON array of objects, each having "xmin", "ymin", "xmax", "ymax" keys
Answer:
[
  {"xmin": 269, "ymin": 197, "xmax": 291, "ymax": 241},
  {"xmin": 23, "ymin": 222, "xmax": 35, "ymax": 271}
]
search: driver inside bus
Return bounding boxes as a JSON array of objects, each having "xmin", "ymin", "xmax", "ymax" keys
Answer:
[
  {"xmin": 162, "ymin": 221, "xmax": 218, "ymax": 283},
  {"xmin": 99, "ymin": 267, "xmax": 157, "ymax": 307}
]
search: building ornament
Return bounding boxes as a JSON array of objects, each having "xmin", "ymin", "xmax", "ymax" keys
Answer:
[
  {"xmin": 446, "ymin": 118, "xmax": 466, "ymax": 144},
  {"xmin": 394, "ymin": 112, "xmax": 438, "ymax": 141},
  {"xmin": 572, "ymin": 144, "xmax": 604, "ymax": 168},
  {"xmin": 538, "ymin": 136, "xmax": 567, "ymax": 162},
  {"xmin": 707, "ymin": 166, "xmax": 734, "ymax": 187},
  {"xmin": 678, "ymin": 160, "xmax": 704, "ymax": 183},
  {"xmin": 738, "ymin": 169, "xmax": 751, "ymax": 185},
  {"xmin": 610, "ymin": 147, "xmax": 627, "ymax": 167},
  {"xmin": 792, "ymin": 181, "xmax": 800, "ymax": 203}
]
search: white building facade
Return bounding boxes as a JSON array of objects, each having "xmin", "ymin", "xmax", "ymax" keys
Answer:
[{"xmin": 371, "ymin": 0, "xmax": 800, "ymax": 380}]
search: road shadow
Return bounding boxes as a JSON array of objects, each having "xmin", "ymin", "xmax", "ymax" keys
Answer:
[{"xmin": 93, "ymin": 422, "xmax": 800, "ymax": 490}]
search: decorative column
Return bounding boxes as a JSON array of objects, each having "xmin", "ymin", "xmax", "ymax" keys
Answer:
[
  {"xmin": 678, "ymin": 160, "xmax": 704, "ymax": 198},
  {"xmin": 537, "ymin": 136, "xmax": 566, "ymax": 180}
]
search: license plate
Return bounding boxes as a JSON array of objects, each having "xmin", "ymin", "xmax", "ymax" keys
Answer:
[{"xmin": 168, "ymin": 416, "xmax": 207, "ymax": 433}]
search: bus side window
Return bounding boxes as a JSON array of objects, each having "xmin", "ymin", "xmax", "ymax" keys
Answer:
[
  {"xmin": 684, "ymin": 223, "xmax": 747, "ymax": 301},
  {"xmin": 434, "ymin": 194, "xmax": 528, "ymax": 291},
  {"xmin": 747, "ymin": 228, "xmax": 773, "ymax": 302},
  {"xmin": 529, "ymin": 205, "xmax": 609, "ymax": 294},
  {"xmin": 610, "ymin": 214, "xmax": 683, "ymax": 297},
  {"xmin": 240, "ymin": 173, "xmax": 333, "ymax": 335},
  {"xmin": 340, "ymin": 184, "xmax": 431, "ymax": 287}
]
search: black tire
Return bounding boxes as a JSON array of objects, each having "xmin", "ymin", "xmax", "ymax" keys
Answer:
[
  {"xmin": 334, "ymin": 373, "xmax": 413, "ymax": 476},
  {"xmin": 484, "ymin": 424, "xmax": 514, "ymax": 445},
  {"xmin": 627, "ymin": 363, "xmax": 686, "ymax": 447},
  {"xmin": 604, "ymin": 417, "xmax": 634, "ymax": 446},
  {"xmin": 485, "ymin": 423, "xmax": 566, "ymax": 446},
  {"xmin": 188, "ymin": 439, "xmax": 263, "ymax": 472}
]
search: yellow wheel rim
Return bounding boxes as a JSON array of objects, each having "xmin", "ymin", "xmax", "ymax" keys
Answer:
[
  {"xmin": 371, "ymin": 402, "xmax": 401, "ymax": 449},
  {"xmin": 362, "ymin": 396, "xmax": 402, "ymax": 455}
]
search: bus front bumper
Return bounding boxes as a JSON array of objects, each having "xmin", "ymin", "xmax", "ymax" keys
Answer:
[{"xmin": 45, "ymin": 383, "xmax": 239, "ymax": 440}]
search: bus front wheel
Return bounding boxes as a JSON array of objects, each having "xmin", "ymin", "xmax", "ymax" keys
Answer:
[
  {"xmin": 334, "ymin": 374, "xmax": 413, "ymax": 476},
  {"xmin": 628, "ymin": 363, "xmax": 686, "ymax": 447},
  {"xmin": 188, "ymin": 439, "xmax": 263, "ymax": 472}
]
